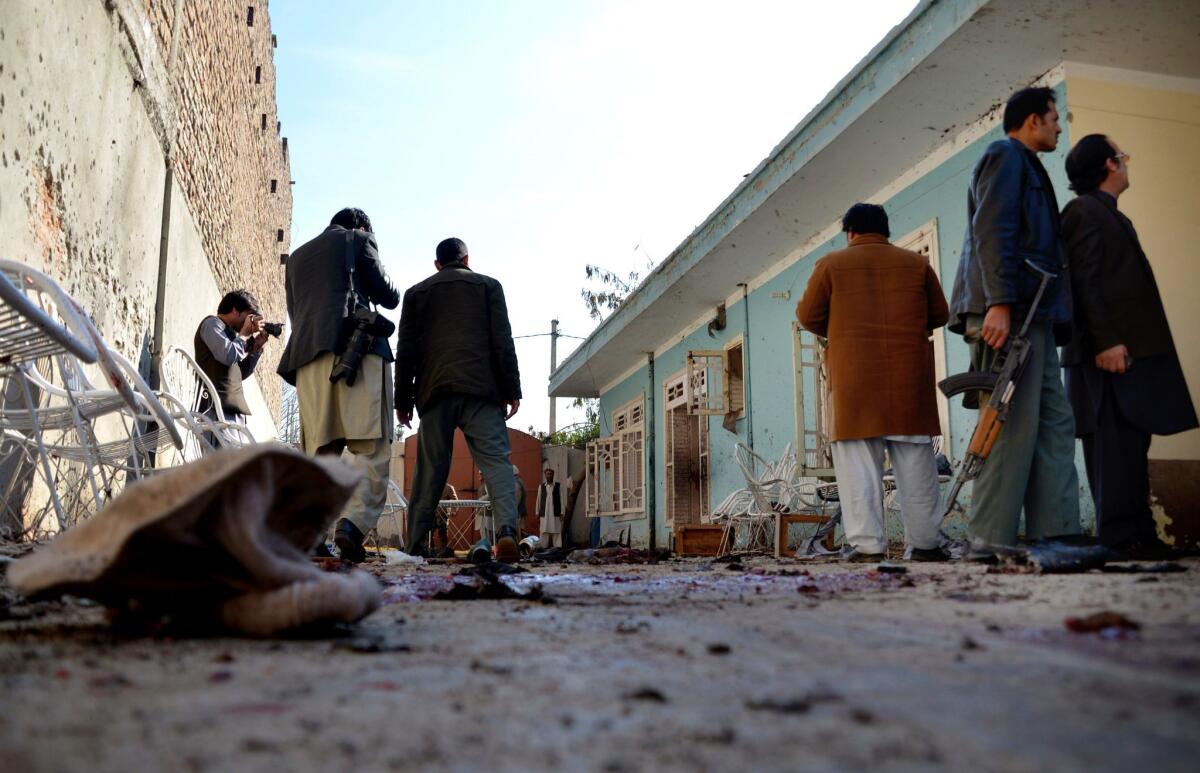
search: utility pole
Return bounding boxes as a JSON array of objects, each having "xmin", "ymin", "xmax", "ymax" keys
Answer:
[{"xmin": 549, "ymin": 319, "xmax": 559, "ymax": 434}]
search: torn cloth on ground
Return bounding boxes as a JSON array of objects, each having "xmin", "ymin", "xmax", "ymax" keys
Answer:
[{"xmin": 7, "ymin": 446, "xmax": 382, "ymax": 636}]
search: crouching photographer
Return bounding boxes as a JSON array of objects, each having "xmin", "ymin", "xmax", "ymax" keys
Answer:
[
  {"xmin": 194, "ymin": 289, "xmax": 280, "ymax": 427},
  {"xmin": 277, "ymin": 207, "xmax": 400, "ymax": 563}
]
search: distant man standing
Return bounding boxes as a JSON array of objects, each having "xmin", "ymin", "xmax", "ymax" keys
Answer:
[
  {"xmin": 535, "ymin": 467, "xmax": 565, "ymax": 549},
  {"xmin": 277, "ymin": 208, "xmax": 400, "ymax": 563},
  {"xmin": 194, "ymin": 289, "xmax": 270, "ymax": 428},
  {"xmin": 947, "ymin": 87, "xmax": 1080, "ymax": 547},
  {"xmin": 1061, "ymin": 135, "xmax": 1198, "ymax": 555},
  {"xmin": 397, "ymin": 238, "xmax": 523, "ymax": 562},
  {"xmin": 797, "ymin": 203, "xmax": 950, "ymax": 562}
]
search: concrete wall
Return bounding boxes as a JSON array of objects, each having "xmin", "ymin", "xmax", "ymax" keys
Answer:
[
  {"xmin": 0, "ymin": 0, "xmax": 289, "ymax": 438},
  {"xmin": 590, "ymin": 78, "xmax": 1130, "ymax": 549}
]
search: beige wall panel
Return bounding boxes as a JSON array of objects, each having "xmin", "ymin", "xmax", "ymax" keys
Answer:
[{"xmin": 1068, "ymin": 76, "xmax": 1200, "ymax": 461}]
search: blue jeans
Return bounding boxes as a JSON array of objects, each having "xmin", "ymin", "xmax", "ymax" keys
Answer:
[
  {"xmin": 964, "ymin": 319, "xmax": 1081, "ymax": 545},
  {"xmin": 406, "ymin": 395, "xmax": 516, "ymax": 549}
]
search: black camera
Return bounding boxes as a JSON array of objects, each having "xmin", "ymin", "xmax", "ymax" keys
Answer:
[
  {"xmin": 330, "ymin": 307, "xmax": 395, "ymax": 386},
  {"xmin": 262, "ymin": 321, "xmax": 284, "ymax": 338}
]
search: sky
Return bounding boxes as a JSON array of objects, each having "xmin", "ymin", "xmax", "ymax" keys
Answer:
[{"xmin": 272, "ymin": 0, "xmax": 918, "ymax": 439}]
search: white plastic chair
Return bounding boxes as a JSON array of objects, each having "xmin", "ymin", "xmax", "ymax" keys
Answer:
[
  {"xmin": 160, "ymin": 345, "xmax": 256, "ymax": 451},
  {"xmin": 0, "ymin": 266, "xmax": 100, "ymax": 537},
  {"xmin": 0, "ymin": 261, "xmax": 183, "ymax": 537}
]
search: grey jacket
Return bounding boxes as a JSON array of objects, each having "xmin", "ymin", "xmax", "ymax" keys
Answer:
[
  {"xmin": 948, "ymin": 138, "xmax": 1072, "ymax": 341},
  {"xmin": 276, "ymin": 225, "xmax": 400, "ymax": 385},
  {"xmin": 395, "ymin": 264, "xmax": 521, "ymax": 415}
]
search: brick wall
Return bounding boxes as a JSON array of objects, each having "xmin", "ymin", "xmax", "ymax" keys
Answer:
[{"xmin": 141, "ymin": 0, "xmax": 292, "ymax": 421}]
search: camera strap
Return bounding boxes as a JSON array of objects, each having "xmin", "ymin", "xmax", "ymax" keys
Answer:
[{"xmin": 342, "ymin": 230, "xmax": 359, "ymax": 318}]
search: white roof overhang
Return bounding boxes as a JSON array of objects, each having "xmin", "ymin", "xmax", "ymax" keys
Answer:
[{"xmin": 550, "ymin": 0, "xmax": 1200, "ymax": 397}]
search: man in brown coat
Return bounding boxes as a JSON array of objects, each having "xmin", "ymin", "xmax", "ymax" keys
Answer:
[{"xmin": 797, "ymin": 203, "xmax": 951, "ymax": 561}]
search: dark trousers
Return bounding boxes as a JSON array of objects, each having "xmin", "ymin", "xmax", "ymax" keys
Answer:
[
  {"xmin": 406, "ymin": 395, "xmax": 516, "ymax": 551},
  {"xmin": 1081, "ymin": 378, "xmax": 1155, "ymax": 548}
]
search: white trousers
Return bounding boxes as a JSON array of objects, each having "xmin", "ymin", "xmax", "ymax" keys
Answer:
[{"xmin": 830, "ymin": 438, "xmax": 942, "ymax": 553}]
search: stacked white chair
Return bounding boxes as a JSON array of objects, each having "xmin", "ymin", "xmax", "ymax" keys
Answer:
[{"xmin": 0, "ymin": 260, "xmax": 183, "ymax": 538}]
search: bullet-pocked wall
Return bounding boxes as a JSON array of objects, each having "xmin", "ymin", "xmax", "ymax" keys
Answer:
[{"xmin": 0, "ymin": 0, "xmax": 291, "ymax": 434}]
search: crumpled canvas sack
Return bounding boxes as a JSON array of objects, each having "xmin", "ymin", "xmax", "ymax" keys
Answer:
[{"xmin": 7, "ymin": 445, "xmax": 382, "ymax": 636}]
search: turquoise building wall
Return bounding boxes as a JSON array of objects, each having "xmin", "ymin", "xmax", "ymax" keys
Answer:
[{"xmin": 593, "ymin": 79, "xmax": 1095, "ymax": 548}]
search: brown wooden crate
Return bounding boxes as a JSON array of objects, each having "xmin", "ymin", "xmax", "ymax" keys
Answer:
[
  {"xmin": 674, "ymin": 524, "xmax": 725, "ymax": 557},
  {"xmin": 776, "ymin": 512, "xmax": 835, "ymax": 557}
]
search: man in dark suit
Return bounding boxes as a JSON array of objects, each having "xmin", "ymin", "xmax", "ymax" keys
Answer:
[
  {"xmin": 948, "ymin": 87, "xmax": 1080, "ymax": 546},
  {"xmin": 396, "ymin": 237, "xmax": 522, "ymax": 562},
  {"xmin": 277, "ymin": 208, "xmax": 400, "ymax": 562},
  {"xmin": 1062, "ymin": 135, "xmax": 1198, "ymax": 555}
]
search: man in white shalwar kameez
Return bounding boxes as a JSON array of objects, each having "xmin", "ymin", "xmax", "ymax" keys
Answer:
[{"xmin": 535, "ymin": 467, "xmax": 565, "ymax": 549}]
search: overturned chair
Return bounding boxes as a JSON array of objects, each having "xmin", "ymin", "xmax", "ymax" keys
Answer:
[{"xmin": 0, "ymin": 260, "xmax": 183, "ymax": 539}]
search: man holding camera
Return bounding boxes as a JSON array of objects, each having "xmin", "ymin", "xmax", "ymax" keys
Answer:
[
  {"xmin": 194, "ymin": 289, "xmax": 272, "ymax": 426},
  {"xmin": 397, "ymin": 237, "xmax": 522, "ymax": 562},
  {"xmin": 278, "ymin": 207, "xmax": 400, "ymax": 563}
]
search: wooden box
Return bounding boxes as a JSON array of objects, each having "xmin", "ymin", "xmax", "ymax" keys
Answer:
[
  {"xmin": 776, "ymin": 512, "xmax": 835, "ymax": 557},
  {"xmin": 674, "ymin": 524, "xmax": 725, "ymax": 557}
]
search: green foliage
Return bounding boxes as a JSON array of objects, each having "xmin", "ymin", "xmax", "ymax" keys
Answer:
[
  {"xmin": 580, "ymin": 250, "xmax": 656, "ymax": 321},
  {"xmin": 528, "ymin": 398, "xmax": 599, "ymax": 448}
]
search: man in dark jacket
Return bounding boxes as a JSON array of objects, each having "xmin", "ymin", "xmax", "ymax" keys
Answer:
[
  {"xmin": 1061, "ymin": 134, "xmax": 1198, "ymax": 555},
  {"xmin": 277, "ymin": 208, "xmax": 400, "ymax": 562},
  {"xmin": 947, "ymin": 86, "xmax": 1080, "ymax": 546},
  {"xmin": 397, "ymin": 237, "xmax": 522, "ymax": 562}
]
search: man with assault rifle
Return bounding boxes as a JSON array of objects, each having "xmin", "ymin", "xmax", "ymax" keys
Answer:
[{"xmin": 946, "ymin": 87, "xmax": 1082, "ymax": 547}]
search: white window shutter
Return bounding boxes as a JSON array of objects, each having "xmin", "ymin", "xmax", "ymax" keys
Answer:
[{"xmin": 686, "ymin": 350, "xmax": 726, "ymax": 416}]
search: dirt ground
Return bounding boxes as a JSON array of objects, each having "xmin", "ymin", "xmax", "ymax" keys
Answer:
[{"xmin": 1, "ymin": 552, "xmax": 1198, "ymax": 773}]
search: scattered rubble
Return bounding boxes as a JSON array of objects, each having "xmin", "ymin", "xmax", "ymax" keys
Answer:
[{"xmin": 1064, "ymin": 611, "xmax": 1141, "ymax": 634}]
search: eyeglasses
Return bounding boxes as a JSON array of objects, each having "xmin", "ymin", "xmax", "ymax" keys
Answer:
[{"xmin": 1112, "ymin": 152, "xmax": 1131, "ymax": 165}]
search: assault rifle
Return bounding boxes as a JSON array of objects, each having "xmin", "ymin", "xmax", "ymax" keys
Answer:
[{"xmin": 938, "ymin": 260, "xmax": 1057, "ymax": 519}]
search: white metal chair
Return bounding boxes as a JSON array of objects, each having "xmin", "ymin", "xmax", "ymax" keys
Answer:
[
  {"xmin": 365, "ymin": 480, "xmax": 408, "ymax": 550},
  {"xmin": 0, "ymin": 260, "xmax": 183, "ymax": 537},
  {"xmin": 156, "ymin": 345, "xmax": 256, "ymax": 460},
  {"xmin": 714, "ymin": 443, "xmax": 806, "ymax": 554},
  {"xmin": 0, "ymin": 266, "xmax": 100, "ymax": 537}
]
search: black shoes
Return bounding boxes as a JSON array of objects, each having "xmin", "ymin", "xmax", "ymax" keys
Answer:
[
  {"xmin": 469, "ymin": 538, "xmax": 492, "ymax": 564},
  {"xmin": 839, "ymin": 546, "xmax": 886, "ymax": 563},
  {"xmin": 907, "ymin": 545, "xmax": 951, "ymax": 562},
  {"xmin": 495, "ymin": 526, "xmax": 520, "ymax": 564},
  {"xmin": 334, "ymin": 519, "xmax": 367, "ymax": 564}
]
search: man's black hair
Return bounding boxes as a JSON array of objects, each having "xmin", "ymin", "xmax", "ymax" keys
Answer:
[
  {"xmin": 436, "ymin": 237, "xmax": 469, "ymax": 265},
  {"xmin": 1003, "ymin": 87, "xmax": 1057, "ymax": 133},
  {"xmin": 218, "ymin": 289, "xmax": 260, "ymax": 315},
  {"xmin": 1065, "ymin": 134, "xmax": 1116, "ymax": 194},
  {"xmin": 842, "ymin": 203, "xmax": 890, "ymax": 238},
  {"xmin": 330, "ymin": 207, "xmax": 373, "ymax": 233}
]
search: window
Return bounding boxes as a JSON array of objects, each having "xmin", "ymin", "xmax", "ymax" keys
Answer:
[
  {"xmin": 724, "ymin": 337, "xmax": 745, "ymax": 418},
  {"xmin": 792, "ymin": 323, "xmax": 834, "ymax": 477},
  {"xmin": 686, "ymin": 342, "xmax": 744, "ymax": 429},
  {"xmin": 664, "ymin": 373, "xmax": 710, "ymax": 527},
  {"xmin": 685, "ymin": 350, "xmax": 724, "ymax": 416},
  {"xmin": 896, "ymin": 219, "xmax": 949, "ymax": 447},
  {"xmin": 586, "ymin": 396, "xmax": 645, "ymax": 519}
]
